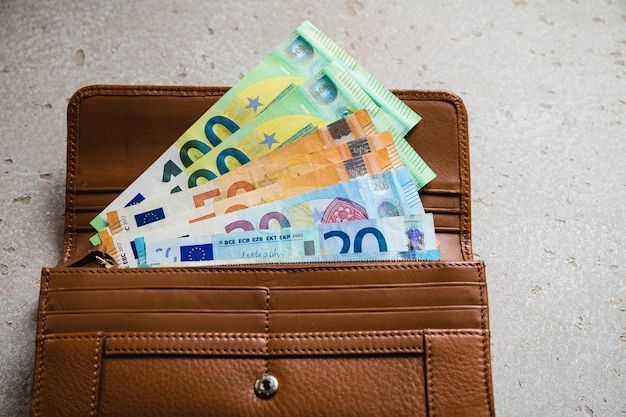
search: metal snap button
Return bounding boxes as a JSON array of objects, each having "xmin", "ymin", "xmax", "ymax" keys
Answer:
[{"xmin": 254, "ymin": 374, "xmax": 278, "ymax": 399}]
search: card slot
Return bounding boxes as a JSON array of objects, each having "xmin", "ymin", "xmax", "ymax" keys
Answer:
[
  {"xmin": 45, "ymin": 308, "xmax": 265, "ymax": 315},
  {"xmin": 419, "ymin": 188, "xmax": 462, "ymax": 195},
  {"xmin": 435, "ymin": 234, "xmax": 465, "ymax": 260},
  {"xmin": 75, "ymin": 206, "xmax": 108, "ymax": 213},
  {"xmin": 436, "ymin": 228, "xmax": 462, "ymax": 235},
  {"xmin": 41, "ymin": 302, "xmax": 486, "ymax": 334},
  {"xmin": 266, "ymin": 262, "xmax": 484, "ymax": 287},
  {"xmin": 43, "ymin": 261, "xmax": 485, "ymax": 289},
  {"xmin": 270, "ymin": 283, "xmax": 483, "ymax": 310},
  {"xmin": 269, "ymin": 306, "xmax": 486, "ymax": 332},
  {"xmin": 428, "ymin": 208, "xmax": 461, "ymax": 215},
  {"xmin": 420, "ymin": 193, "xmax": 461, "ymax": 212},
  {"xmin": 46, "ymin": 285, "xmax": 265, "ymax": 291},
  {"xmin": 45, "ymin": 288, "xmax": 268, "ymax": 311},
  {"xmin": 75, "ymin": 211, "xmax": 101, "ymax": 226},
  {"xmin": 43, "ymin": 304, "xmax": 478, "ymax": 316},
  {"xmin": 76, "ymin": 187, "xmax": 127, "ymax": 193},
  {"xmin": 42, "ymin": 311, "xmax": 267, "ymax": 334},
  {"xmin": 75, "ymin": 191, "xmax": 124, "ymax": 216},
  {"xmin": 432, "ymin": 213, "xmax": 461, "ymax": 230},
  {"xmin": 271, "ymin": 305, "xmax": 482, "ymax": 314},
  {"xmin": 270, "ymin": 281, "xmax": 478, "ymax": 291}
]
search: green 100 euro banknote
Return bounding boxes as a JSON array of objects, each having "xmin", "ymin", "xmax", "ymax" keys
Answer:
[
  {"xmin": 90, "ymin": 20, "xmax": 433, "ymax": 232},
  {"xmin": 159, "ymin": 62, "xmax": 407, "ymax": 194}
]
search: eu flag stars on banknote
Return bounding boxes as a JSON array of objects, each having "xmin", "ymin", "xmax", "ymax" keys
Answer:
[
  {"xmin": 245, "ymin": 96, "xmax": 264, "ymax": 113},
  {"xmin": 90, "ymin": 21, "xmax": 441, "ymax": 267}
]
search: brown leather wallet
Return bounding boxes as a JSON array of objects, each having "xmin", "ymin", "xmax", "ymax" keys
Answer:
[{"xmin": 31, "ymin": 86, "xmax": 495, "ymax": 416}]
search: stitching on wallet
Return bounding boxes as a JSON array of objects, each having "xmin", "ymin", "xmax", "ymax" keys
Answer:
[
  {"xmin": 482, "ymin": 332, "xmax": 494, "ymax": 416},
  {"xmin": 106, "ymin": 331, "xmax": 423, "ymax": 341},
  {"xmin": 264, "ymin": 287, "xmax": 270, "ymax": 374},
  {"xmin": 33, "ymin": 336, "xmax": 45, "ymax": 417},
  {"xmin": 426, "ymin": 334, "xmax": 435, "ymax": 416},
  {"xmin": 271, "ymin": 330, "xmax": 425, "ymax": 354},
  {"xmin": 271, "ymin": 330, "xmax": 423, "ymax": 340},
  {"xmin": 108, "ymin": 347, "xmax": 265, "ymax": 354},
  {"xmin": 74, "ymin": 85, "xmax": 229, "ymax": 99},
  {"xmin": 102, "ymin": 331, "xmax": 425, "ymax": 355},
  {"xmin": 478, "ymin": 263, "xmax": 486, "ymax": 329},
  {"xmin": 103, "ymin": 346, "xmax": 422, "ymax": 355},
  {"xmin": 90, "ymin": 335, "xmax": 102, "ymax": 416},
  {"xmin": 65, "ymin": 89, "xmax": 80, "ymax": 261},
  {"xmin": 476, "ymin": 273, "xmax": 494, "ymax": 415},
  {"xmin": 476, "ymin": 323, "xmax": 494, "ymax": 416},
  {"xmin": 424, "ymin": 330, "xmax": 482, "ymax": 336},
  {"xmin": 455, "ymin": 95, "xmax": 471, "ymax": 261},
  {"xmin": 270, "ymin": 346, "xmax": 422, "ymax": 354},
  {"xmin": 106, "ymin": 332, "xmax": 265, "ymax": 355},
  {"xmin": 44, "ymin": 334, "xmax": 105, "ymax": 341},
  {"xmin": 40, "ymin": 269, "xmax": 51, "ymax": 335},
  {"xmin": 107, "ymin": 333, "xmax": 264, "ymax": 341}
]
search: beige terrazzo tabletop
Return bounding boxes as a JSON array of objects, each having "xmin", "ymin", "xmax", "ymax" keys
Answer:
[{"xmin": 0, "ymin": 1, "xmax": 624, "ymax": 416}]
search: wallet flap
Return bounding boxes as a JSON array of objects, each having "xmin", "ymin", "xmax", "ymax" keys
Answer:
[
  {"xmin": 33, "ymin": 262, "xmax": 494, "ymax": 417},
  {"xmin": 63, "ymin": 86, "xmax": 472, "ymax": 262}
]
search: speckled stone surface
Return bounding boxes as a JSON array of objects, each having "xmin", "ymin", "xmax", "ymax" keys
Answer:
[{"xmin": 0, "ymin": 1, "xmax": 624, "ymax": 415}]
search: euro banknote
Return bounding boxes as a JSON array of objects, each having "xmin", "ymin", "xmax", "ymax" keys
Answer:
[
  {"xmin": 138, "ymin": 213, "xmax": 439, "ymax": 267},
  {"xmin": 140, "ymin": 110, "xmax": 381, "ymax": 198},
  {"xmin": 158, "ymin": 62, "xmax": 409, "ymax": 193},
  {"xmin": 210, "ymin": 146, "xmax": 402, "ymax": 216},
  {"xmin": 90, "ymin": 21, "xmax": 429, "ymax": 232},
  {"xmin": 106, "ymin": 144, "xmax": 399, "ymax": 239},
  {"xmin": 103, "ymin": 113, "xmax": 387, "ymax": 237},
  {"xmin": 102, "ymin": 168, "xmax": 423, "ymax": 268},
  {"xmin": 295, "ymin": 22, "xmax": 435, "ymax": 188}
]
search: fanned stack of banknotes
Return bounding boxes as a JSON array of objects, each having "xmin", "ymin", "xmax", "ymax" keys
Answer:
[{"xmin": 89, "ymin": 21, "xmax": 441, "ymax": 268}]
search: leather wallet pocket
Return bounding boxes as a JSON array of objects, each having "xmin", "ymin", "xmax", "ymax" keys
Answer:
[{"xmin": 32, "ymin": 262, "xmax": 494, "ymax": 417}]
